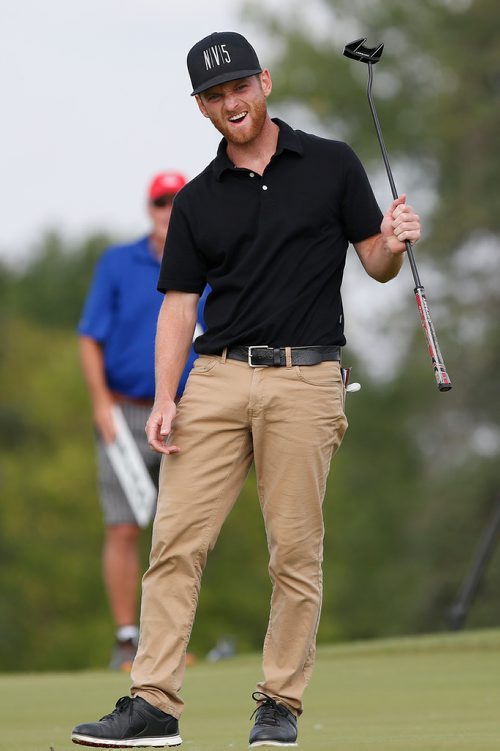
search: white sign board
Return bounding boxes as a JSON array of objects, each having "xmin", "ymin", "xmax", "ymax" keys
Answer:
[{"xmin": 105, "ymin": 405, "xmax": 157, "ymax": 527}]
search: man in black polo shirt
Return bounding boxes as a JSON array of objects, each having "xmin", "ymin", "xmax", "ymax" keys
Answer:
[{"xmin": 72, "ymin": 31, "xmax": 420, "ymax": 749}]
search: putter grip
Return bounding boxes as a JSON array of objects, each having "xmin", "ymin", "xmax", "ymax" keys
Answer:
[{"xmin": 414, "ymin": 288, "xmax": 452, "ymax": 391}]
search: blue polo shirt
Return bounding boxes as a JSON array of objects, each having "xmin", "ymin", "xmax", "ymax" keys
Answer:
[{"xmin": 78, "ymin": 236, "xmax": 207, "ymax": 399}]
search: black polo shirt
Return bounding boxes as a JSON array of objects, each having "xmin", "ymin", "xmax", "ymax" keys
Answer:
[{"xmin": 158, "ymin": 118, "xmax": 383, "ymax": 353}]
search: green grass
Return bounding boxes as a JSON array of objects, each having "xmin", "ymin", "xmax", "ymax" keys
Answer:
[{"xmin": 1, "ymin": 629, "xmax": 499, "ymax": 751}]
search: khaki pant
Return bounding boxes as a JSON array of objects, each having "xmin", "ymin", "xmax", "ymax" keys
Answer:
[{"xmin": 131, "ymin": 354, "xmax": 348, "ymax": 718}]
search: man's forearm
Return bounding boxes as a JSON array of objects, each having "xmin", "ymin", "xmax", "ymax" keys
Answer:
[
  {"xmin": 359, "ymin": 232, "xmax": 405, "ymax": 283},
  {"xmin": 154, "ymin": 292, "xmax": 200, "ymax": 403},
  {"xmin": 79, "ymin": 335, "xmax": 111, "ymax": 405},
  {"xmin": 79, "ymin": 335, "xmax": 117, "ymax": 442},
  {"xmin": 355, "ymin": 196, "xmax": 420, "ymax": 283},
  {"xmin": 354, "ymin": 234, "xmax": 404, "ymax": 282}
]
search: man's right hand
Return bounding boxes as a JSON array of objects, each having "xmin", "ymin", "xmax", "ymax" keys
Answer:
[{"xmin": 145, "ymin": 400, "xmax": 180, "ymax": 455}]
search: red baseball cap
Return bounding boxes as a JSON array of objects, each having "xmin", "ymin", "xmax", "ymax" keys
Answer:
[{"xmin": 148, "ymin": 171, "xmax": 187, "ymax": 201}]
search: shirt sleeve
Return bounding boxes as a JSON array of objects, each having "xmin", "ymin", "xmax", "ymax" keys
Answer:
[
  {"xmin": 340, "ymin": 145, "xmax": 384, "ymax": 244},
  {"xmin": 77, "ymin": 251, "xmax": 115, "ymax": 341},
  {"xmin": 158, "ymin": 197, "xmax": 207, "ymax": 295}
]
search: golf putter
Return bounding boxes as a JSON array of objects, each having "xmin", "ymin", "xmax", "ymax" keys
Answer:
[{"xmin": 343, "ymin": 38, "xmax": 452, "ymax": 392}]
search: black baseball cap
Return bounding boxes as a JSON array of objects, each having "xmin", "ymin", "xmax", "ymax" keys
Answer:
[{"xmin": 187, "ymin": 31, "xmax": 262, "ymax": 96}]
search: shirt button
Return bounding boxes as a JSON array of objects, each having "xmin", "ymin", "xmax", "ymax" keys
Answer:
[
  {"xmin": 249, "ymin": 172, "xmax": 255, "ymax": 178},
  {"xmin": 262, "ymin": 185, "xmax": 268, "ymax": 190}
]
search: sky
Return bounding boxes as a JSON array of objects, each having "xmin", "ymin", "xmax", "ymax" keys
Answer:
[{"xmin": 1, "ymin": 0, "xmax": 294, "ymax": 264}]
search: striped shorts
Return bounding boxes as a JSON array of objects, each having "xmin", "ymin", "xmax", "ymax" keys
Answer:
[{"xmin": 96, "ymin": 401, "xmax": 161, "ymax": 526}]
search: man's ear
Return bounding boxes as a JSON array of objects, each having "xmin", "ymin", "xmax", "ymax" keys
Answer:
[
  {"xmin": 195, "ymin": 94, "xmax": 210, "ymax": 118},
  {"xmin": 260, "ymin": 69, "xmax": 273, "ymax": 98}
]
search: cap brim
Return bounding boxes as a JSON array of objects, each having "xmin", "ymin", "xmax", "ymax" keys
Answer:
[{"xmin": 191, "ymin": 67, "xmax": 262, "ymax": 96}]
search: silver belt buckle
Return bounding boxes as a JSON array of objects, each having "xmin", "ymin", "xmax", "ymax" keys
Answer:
[{"xmin": 248, "ymin": 345, "xmax": 269, "ymax": 367}]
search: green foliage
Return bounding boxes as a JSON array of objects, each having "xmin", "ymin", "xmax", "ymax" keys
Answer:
[
  {"xmin": 0, "ymin": 319, "xmax": 109, "ymax": 670},
  {"xmin": 0, "ymin": 231, "xmax": 118, "ymax": 669},
  {"xmin": 4, "ymin": 230, "xmax": 113, "ymax": 330}
]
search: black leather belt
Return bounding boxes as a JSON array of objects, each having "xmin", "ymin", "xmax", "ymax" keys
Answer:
[{"xmin": 224, "ymin": 345, "xmax": 342, "ymax": 368}]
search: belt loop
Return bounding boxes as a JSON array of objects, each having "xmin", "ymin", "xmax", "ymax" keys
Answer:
[
  {"xmin": 221, "ymin": 347, "xmax": 227, "ymax": 364},
  {"xmin": 285, "ymin": 347, "xmax": 292, "ymax": 368}
]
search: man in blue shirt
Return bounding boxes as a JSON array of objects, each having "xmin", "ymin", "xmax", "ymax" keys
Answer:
[{"xmin": 78, "ymin": 171, "xmax": 206, "ymax": 671}]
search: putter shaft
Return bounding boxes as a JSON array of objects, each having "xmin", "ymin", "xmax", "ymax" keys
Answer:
[
  {"xmin": 367, "ymin": 64, "xmax": 422, "ymax": 288},
  {"xmin": 343, "ymin": 38, "xmax": 452, "ymax": 391}
]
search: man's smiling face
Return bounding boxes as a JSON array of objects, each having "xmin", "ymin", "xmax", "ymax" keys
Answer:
[{"xmin": 196, "ymin": 71, "xmax": 272, "ymax": 146}]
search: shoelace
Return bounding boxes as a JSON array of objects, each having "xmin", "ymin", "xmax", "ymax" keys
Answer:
[
  {"xmin": 99, "ymin": 696, "xmax": 133, "ymax": 722},
  {"xmin": 250, "ymin": 691, "xmax": 290, "ymax": 726}
]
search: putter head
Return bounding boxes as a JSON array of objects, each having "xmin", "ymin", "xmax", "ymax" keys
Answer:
[{"xmin": 343, "ymin": 38, "xmax": 384, "ymax": 64}]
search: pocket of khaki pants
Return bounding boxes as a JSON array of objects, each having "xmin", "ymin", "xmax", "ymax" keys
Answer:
[
  {"xmin": 296, "ymin": 361, "xmax": 342, "ymax": 386},
  {"xmin": 191, "ymin": 357, "xmax": 219, "ymax": 374}
]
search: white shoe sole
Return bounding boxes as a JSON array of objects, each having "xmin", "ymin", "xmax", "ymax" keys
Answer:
[
  {"xmin": 71, "ymin": 733, "xmax": 182, "ymax": 748},
  {"xmin": 249, "ymin": 743, "xmax": 297, "ymax": 748}
]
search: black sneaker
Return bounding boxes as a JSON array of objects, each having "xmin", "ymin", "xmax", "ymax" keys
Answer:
[
  {"xmin": 71, "ymin": 696, "xmax": 182, "ymax": 748},
  {"xmin": 249, "ymin": 692, "xmax": 298, "ymax": 747}
]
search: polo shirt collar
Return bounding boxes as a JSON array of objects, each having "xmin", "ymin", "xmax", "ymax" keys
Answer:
[
  {"xmin": 132, "ymin": 235, "xmax": 161, "ymax": 266},
  {"xmin": 212, "ymin": 117, "xmax": 303, "ymax": 180}
]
